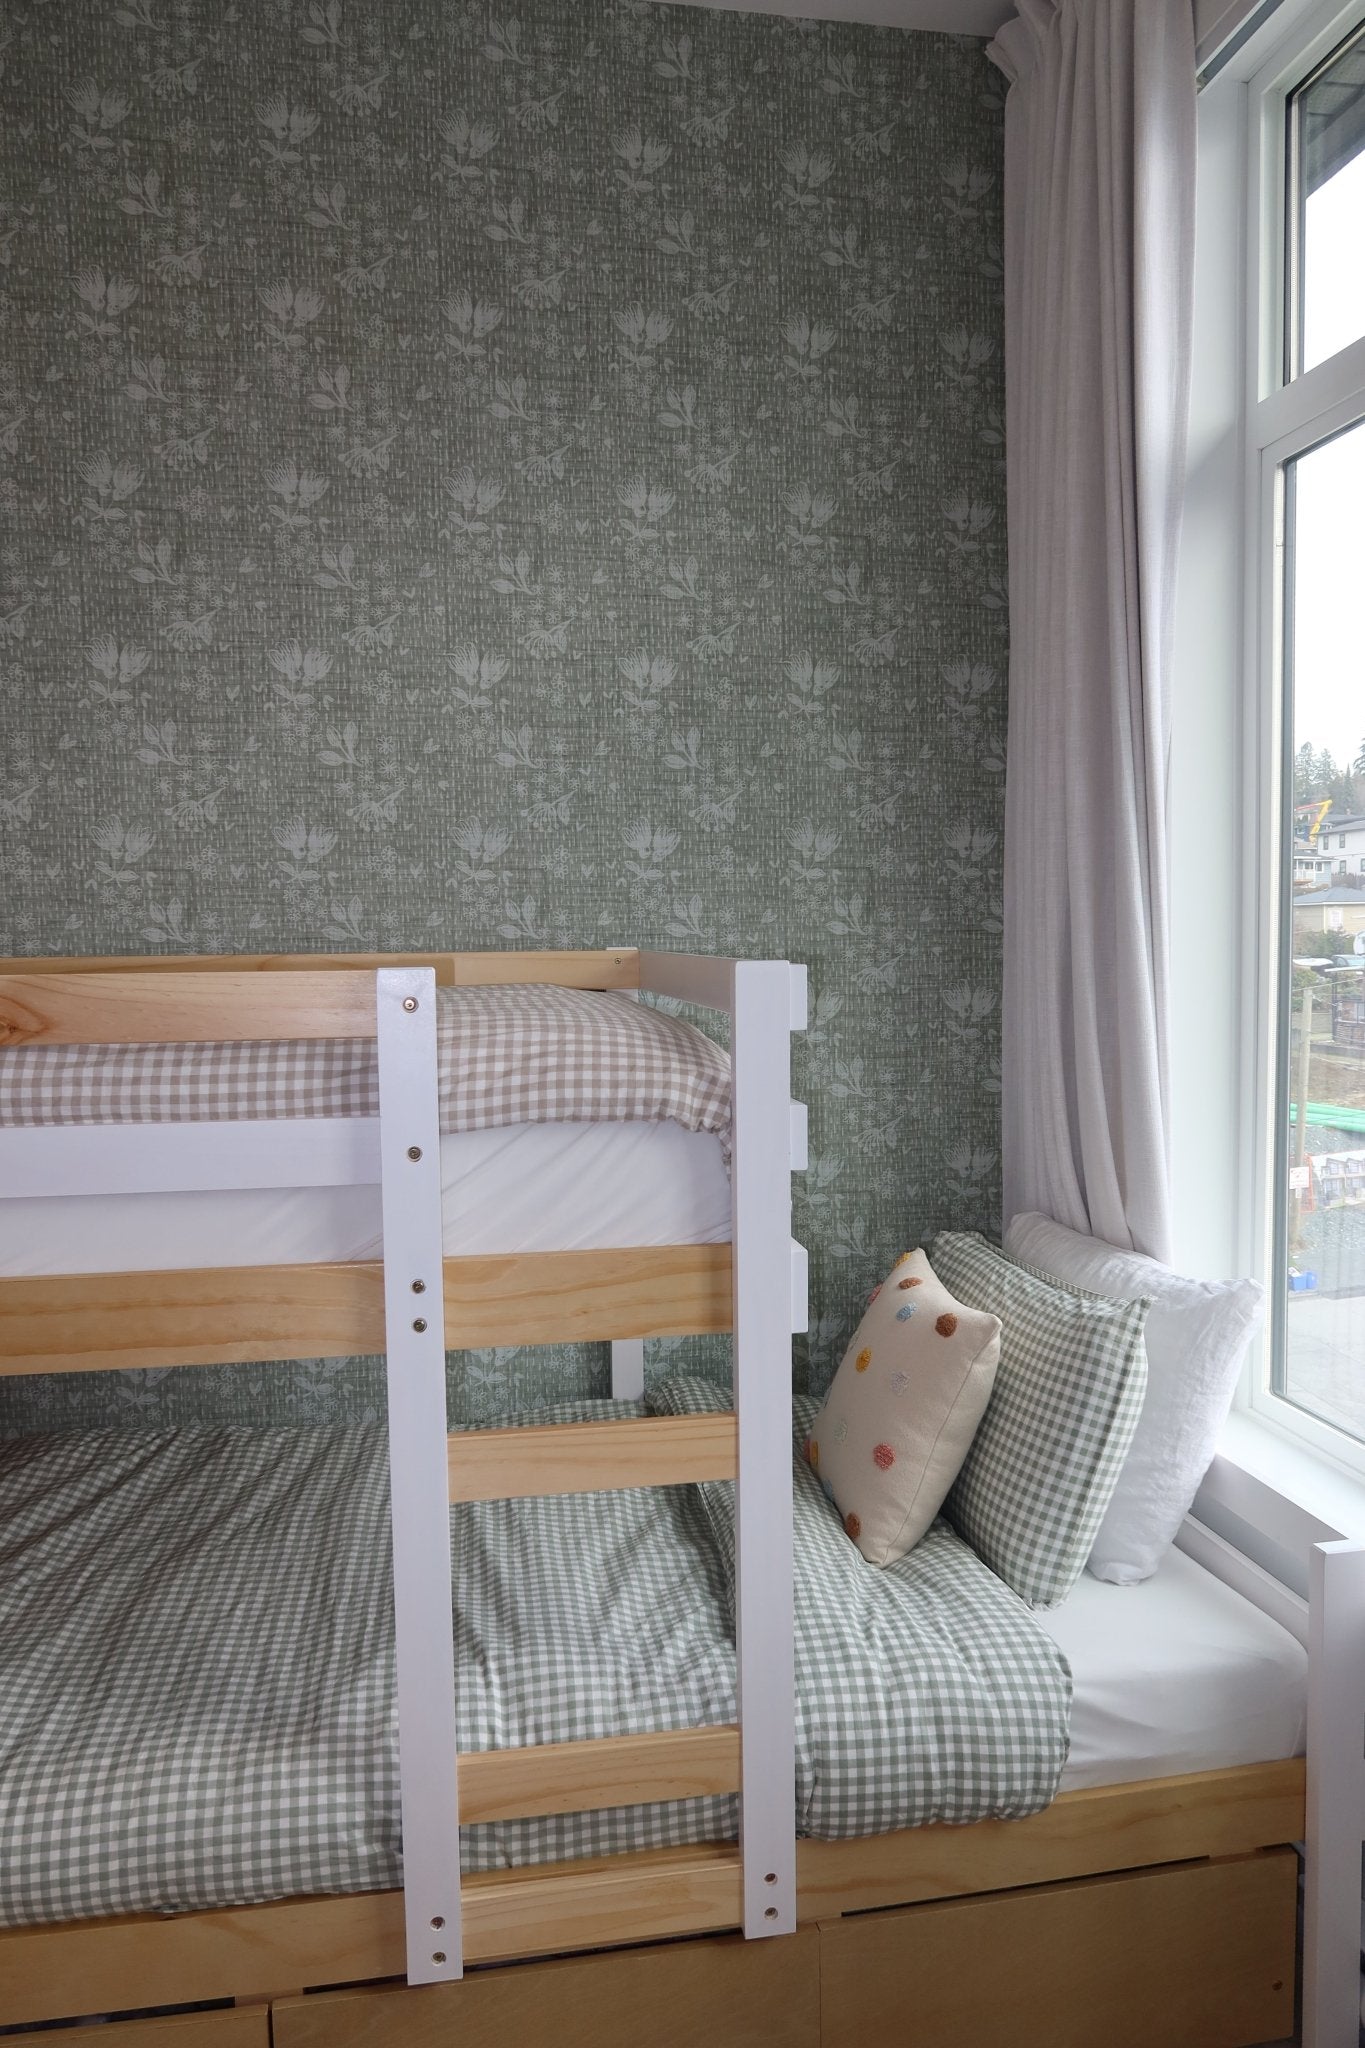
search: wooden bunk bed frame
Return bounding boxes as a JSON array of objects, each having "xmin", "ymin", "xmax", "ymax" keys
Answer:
[{"xmin": 0, "ymin": 948, "xmax": 1359, "ymax": 2048}]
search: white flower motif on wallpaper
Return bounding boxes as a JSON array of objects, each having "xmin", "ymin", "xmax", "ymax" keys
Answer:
[{"xmin": 0, "ymin": 0, "xmax": 1006, "ymax": 1431}]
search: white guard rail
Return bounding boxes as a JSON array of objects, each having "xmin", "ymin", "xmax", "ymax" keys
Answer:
[{"xmin": 1181, "ymin": 1455, "xmax": 1365, "ymax": 2048}]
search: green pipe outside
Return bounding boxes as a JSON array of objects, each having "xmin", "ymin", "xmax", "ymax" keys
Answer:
[{"xmin": 1290, "ymin": 1101, "xmax": 1365, "ymax": 1135}]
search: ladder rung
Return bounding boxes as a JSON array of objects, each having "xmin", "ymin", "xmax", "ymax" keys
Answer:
[
  {"xmin": 459, "ymin": 1724, "xmax": 741, "ymax": 1824},
  {"xmin": 462, "ymin": 1841, "xmax": 743, "ymax": 1963},
  {"xmin": 448, "ymin": 1413, "xmax": 737, "ymax": 1503}
]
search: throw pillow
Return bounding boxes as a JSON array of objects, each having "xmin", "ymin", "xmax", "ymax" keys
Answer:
[
  {"xmin": 1004, "ymin": 1211, "xmax": 1263, "ymax": 1583},
  {"xmin": 931, "ymin": 1231, "xmax": 1149, "ymax": 1608},
  {"xmin": 807, "ymin": 1248, "xmax": 1002, "ymax": 1567}
]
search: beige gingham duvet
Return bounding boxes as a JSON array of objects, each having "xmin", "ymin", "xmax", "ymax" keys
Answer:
[{"xmin": 0, "ymin": 984, "xmax": 731, "ymax": 1145}]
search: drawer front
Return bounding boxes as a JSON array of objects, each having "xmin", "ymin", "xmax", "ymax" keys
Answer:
[
  {"xmin": 3, "ymin": 2012, "xmax": 268, "ymax": 2048},
  {"xmin": 819, "ymin": 1849, "xmax": 1297, "ymax": 2048},
  {"xmin": 273, "ymin": 1925, "xmax": 820, "ymax": 2048}
]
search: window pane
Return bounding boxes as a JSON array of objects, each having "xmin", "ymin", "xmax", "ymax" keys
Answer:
[
  {"xmin": 1288, "ymin": 24, "xmax": 1365, "ymax": 375},
  {"xmin": 1279, "ymin": 415, "xmax": 1365, "ymax": 1439}
]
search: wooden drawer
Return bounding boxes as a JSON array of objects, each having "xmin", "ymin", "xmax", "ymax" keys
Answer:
[
  {"xmin": 272, "ymin": 1925, "xmax": 820, "ymax": 2048},
  {"xmin": 2, "ymin": 2012, "xmax": 267, "ymax": 2048},
  {"xmin": 819, "ymin": 1849, "xmax": 1297, "ymax": 2048}
]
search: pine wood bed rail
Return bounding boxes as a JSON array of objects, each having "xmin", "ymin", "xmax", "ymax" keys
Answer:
[
  {"xmin": 0, "ymin": 947, "xmax": 640, "ymax": 992},
  {"xmin": 0, "ymin": 1761, "xmax": 1305, "ymax": 2027},
  {"xmin": 0, "ymin": 1246, "xmax": 735, "ymax": 1374},
  {"xmin": 448, "ymin": 1413, "xmax": 738, "ymax": 1502},
  {"xmin": 0, "ymin": 970, "xmax": 381, "ymax": 1045},
  {"xmin": 458, "ymin": 1726, "xmax": 741, "ymax": 1825}
]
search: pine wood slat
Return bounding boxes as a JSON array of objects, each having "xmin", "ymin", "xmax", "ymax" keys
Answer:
[
  {"xmin": 0, "ymin": 1847, "xmax": 743, "ymax": 2026},
  {"xmin": 449, "ymin": 1415, "xmax": 738, "ymax": 1503},
  {"xmin": 467, "ymin": 1842, "xmax": 744, "ymax": 1964},
  {"xmin": 0, "ymin": 2017, "xmax": 268, "ymax": 2048},
  {"xmin": 0, "ymin": 948, "xmax": 639, "ymax": 990},
  {"xmin": 458, "ymin": 1725, "xmax": 740, "ymax": 1824},
  {"xmin": 448, "ymin": 949, "xmax": 638, "ymax": 988},
  {"xmin": 0, "ymin": 951, "xmax": 461, "ymax": 983},
  {"xmin": 0, "ymin": 1262, "xmax": 386, "ymax": 1374},
  {"xmin": 796, "ymin": 1757, "xmax": 1307, "ymax": 1920},
  {"xmin": 441, "ymin": 1244, "xmax": 733, "ymax": 1347},
  {"xmin": 0, "ymin": 971, "xmax": 380, "ymax": 1046},
  {"xmin": 271, "ymin": 1927, "xmax": 820, "ymax": 2048},
  {"xmin": 0, "ymin": 1246, "xmax": 734, "ymax": 1374},
  {"xmin": 818, "ymin": 1850, "xmax": 1297, "ymax": 2048},
  {"xmin": 444, "ymin": 1236, "xmax": 732, "ymax": 1351}
]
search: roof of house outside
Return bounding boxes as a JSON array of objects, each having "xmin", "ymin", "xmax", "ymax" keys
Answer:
[{"xmin": 1294, "ymin": 885, "xmax": 1365, "ymax": 905}]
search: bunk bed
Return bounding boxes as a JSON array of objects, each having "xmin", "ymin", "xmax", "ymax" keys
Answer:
[{"xmin": 0, "ymin": 948, "xmax": 1359, "ymax": 2048}]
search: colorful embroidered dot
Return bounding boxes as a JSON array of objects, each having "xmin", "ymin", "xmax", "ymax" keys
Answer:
[
  {"xmin": 855, "ymin": 1347, "xmax": 872, "ymax": 1372},
  {"xmin": 935, "ymin": 1312, "xmax": 958, "ymax": 1337}
]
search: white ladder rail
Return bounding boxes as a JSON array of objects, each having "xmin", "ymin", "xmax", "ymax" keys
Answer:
[
  {"xmin": 634, "ymin": 950, "xmax": 808, "ymax": 1941},
  {"xmin": 375, "ymin": 966, "xmax": 464, "ymax": 1986},
  {"xmin": 731, "ymin": 958, "xmax": 803, "ymax": 1940}
]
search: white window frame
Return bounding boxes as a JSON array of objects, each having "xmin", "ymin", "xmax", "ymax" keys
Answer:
[
  {"xmin": 1173, "ymin": 0, "xmax": 1365, "ymax": 1481},
  {"xmin": 1230, "ymin": 0, "xmax": 1365, "ymax": 1471}
]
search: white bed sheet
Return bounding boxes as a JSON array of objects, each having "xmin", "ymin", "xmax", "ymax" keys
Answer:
[
  {"xmin": 0, "ymin": 1119, "xmax": 732, "ymax": 1275},
  {"xmin": 1043, "ymin": 1543, "xmax": 1307, "ymax": 1792}
]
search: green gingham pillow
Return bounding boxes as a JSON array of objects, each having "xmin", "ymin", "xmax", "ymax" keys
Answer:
[{"xmin": 931, "ymin": 1232, "xmax": 1149, "ymax": 1609}]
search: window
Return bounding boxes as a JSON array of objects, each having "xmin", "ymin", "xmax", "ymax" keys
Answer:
[
  {"xmin": 1245, "ymin": 1, "xmax": 1365, "ymax": 1463},
  {"xmin": 1286, "ymin": 19, "xmax": 1365, "ymax": 375}
]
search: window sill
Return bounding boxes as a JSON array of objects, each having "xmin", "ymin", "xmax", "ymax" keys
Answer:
[{"xmin": 1215, "ymin": 1405, "xmax": 1365, "ymax": 1544}]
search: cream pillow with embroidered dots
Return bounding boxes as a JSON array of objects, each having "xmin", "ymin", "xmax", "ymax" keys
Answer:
[{"xmin": 807, "ymin": 1249, "xmax": 1002, "ymax": 1567}]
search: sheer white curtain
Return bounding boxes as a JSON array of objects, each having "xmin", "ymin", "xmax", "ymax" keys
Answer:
[{"xmin": 989, "ymin": 0, "xmax": 1197, "ymax": 1261}]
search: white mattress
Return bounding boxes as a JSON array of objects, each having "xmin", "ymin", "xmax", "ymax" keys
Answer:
[
  {"xmin": 0, "ymin": 1119, "xmax": 732, "ymax": 1275},
  {"xmin": 1043, "ymin": 1544, "xmax": 1307, "ymax": 1792}
]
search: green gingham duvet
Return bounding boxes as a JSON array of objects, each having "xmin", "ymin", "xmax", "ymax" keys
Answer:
[{"xmin": 0, "ymin": 1380, "xmax": 1071, "ymax": 1928}]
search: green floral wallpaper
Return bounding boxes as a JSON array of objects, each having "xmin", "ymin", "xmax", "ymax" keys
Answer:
[{"xmin": 0, "ymin": 1, "xmax": 1006, "ymax": 1432}]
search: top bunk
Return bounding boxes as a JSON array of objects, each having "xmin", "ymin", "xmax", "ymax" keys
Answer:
[{"xmin": 0, "ymin": 947, "xmax": 809, "ymax": 1377}]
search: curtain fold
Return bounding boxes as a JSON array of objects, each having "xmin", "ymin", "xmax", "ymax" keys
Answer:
[{"xmin": 989, "ymin": 0, "xmax": 1196, "ymax": 1261}]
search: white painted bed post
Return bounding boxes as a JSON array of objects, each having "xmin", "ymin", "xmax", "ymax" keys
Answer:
[
  {"xmin": 1188, "ymin": 1452, "xmax": 1365, "ymax": 2048},
  {"xmin": 1303, "ymin": 1537, "xmax": 1365, "ymax": 2048},
  {"xmin": 375, "ymin": 967, "xmax": 464, "ymax": 1987},
  {"xmin": 610, "ymin": 1338, "xmax": 645, "ymax": 1401},
  {"xmin": 730, "ymin": 958, "xmax": 804, "ymax": 1940}
]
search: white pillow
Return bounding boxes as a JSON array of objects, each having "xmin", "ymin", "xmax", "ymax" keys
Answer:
[{"xmin": 1004, "ymin": 1213, "xmax": 1263, "ymax": 1584}]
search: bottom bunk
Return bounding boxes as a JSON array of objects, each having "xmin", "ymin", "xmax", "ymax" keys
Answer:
[
  {"xmin": 0, "ymin": 1386, "xmax": 1309, "ymax": 2037},
  {"xmin": 0, "ymin": 1767, "xmax": 1305, "ymax": 2041}
]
